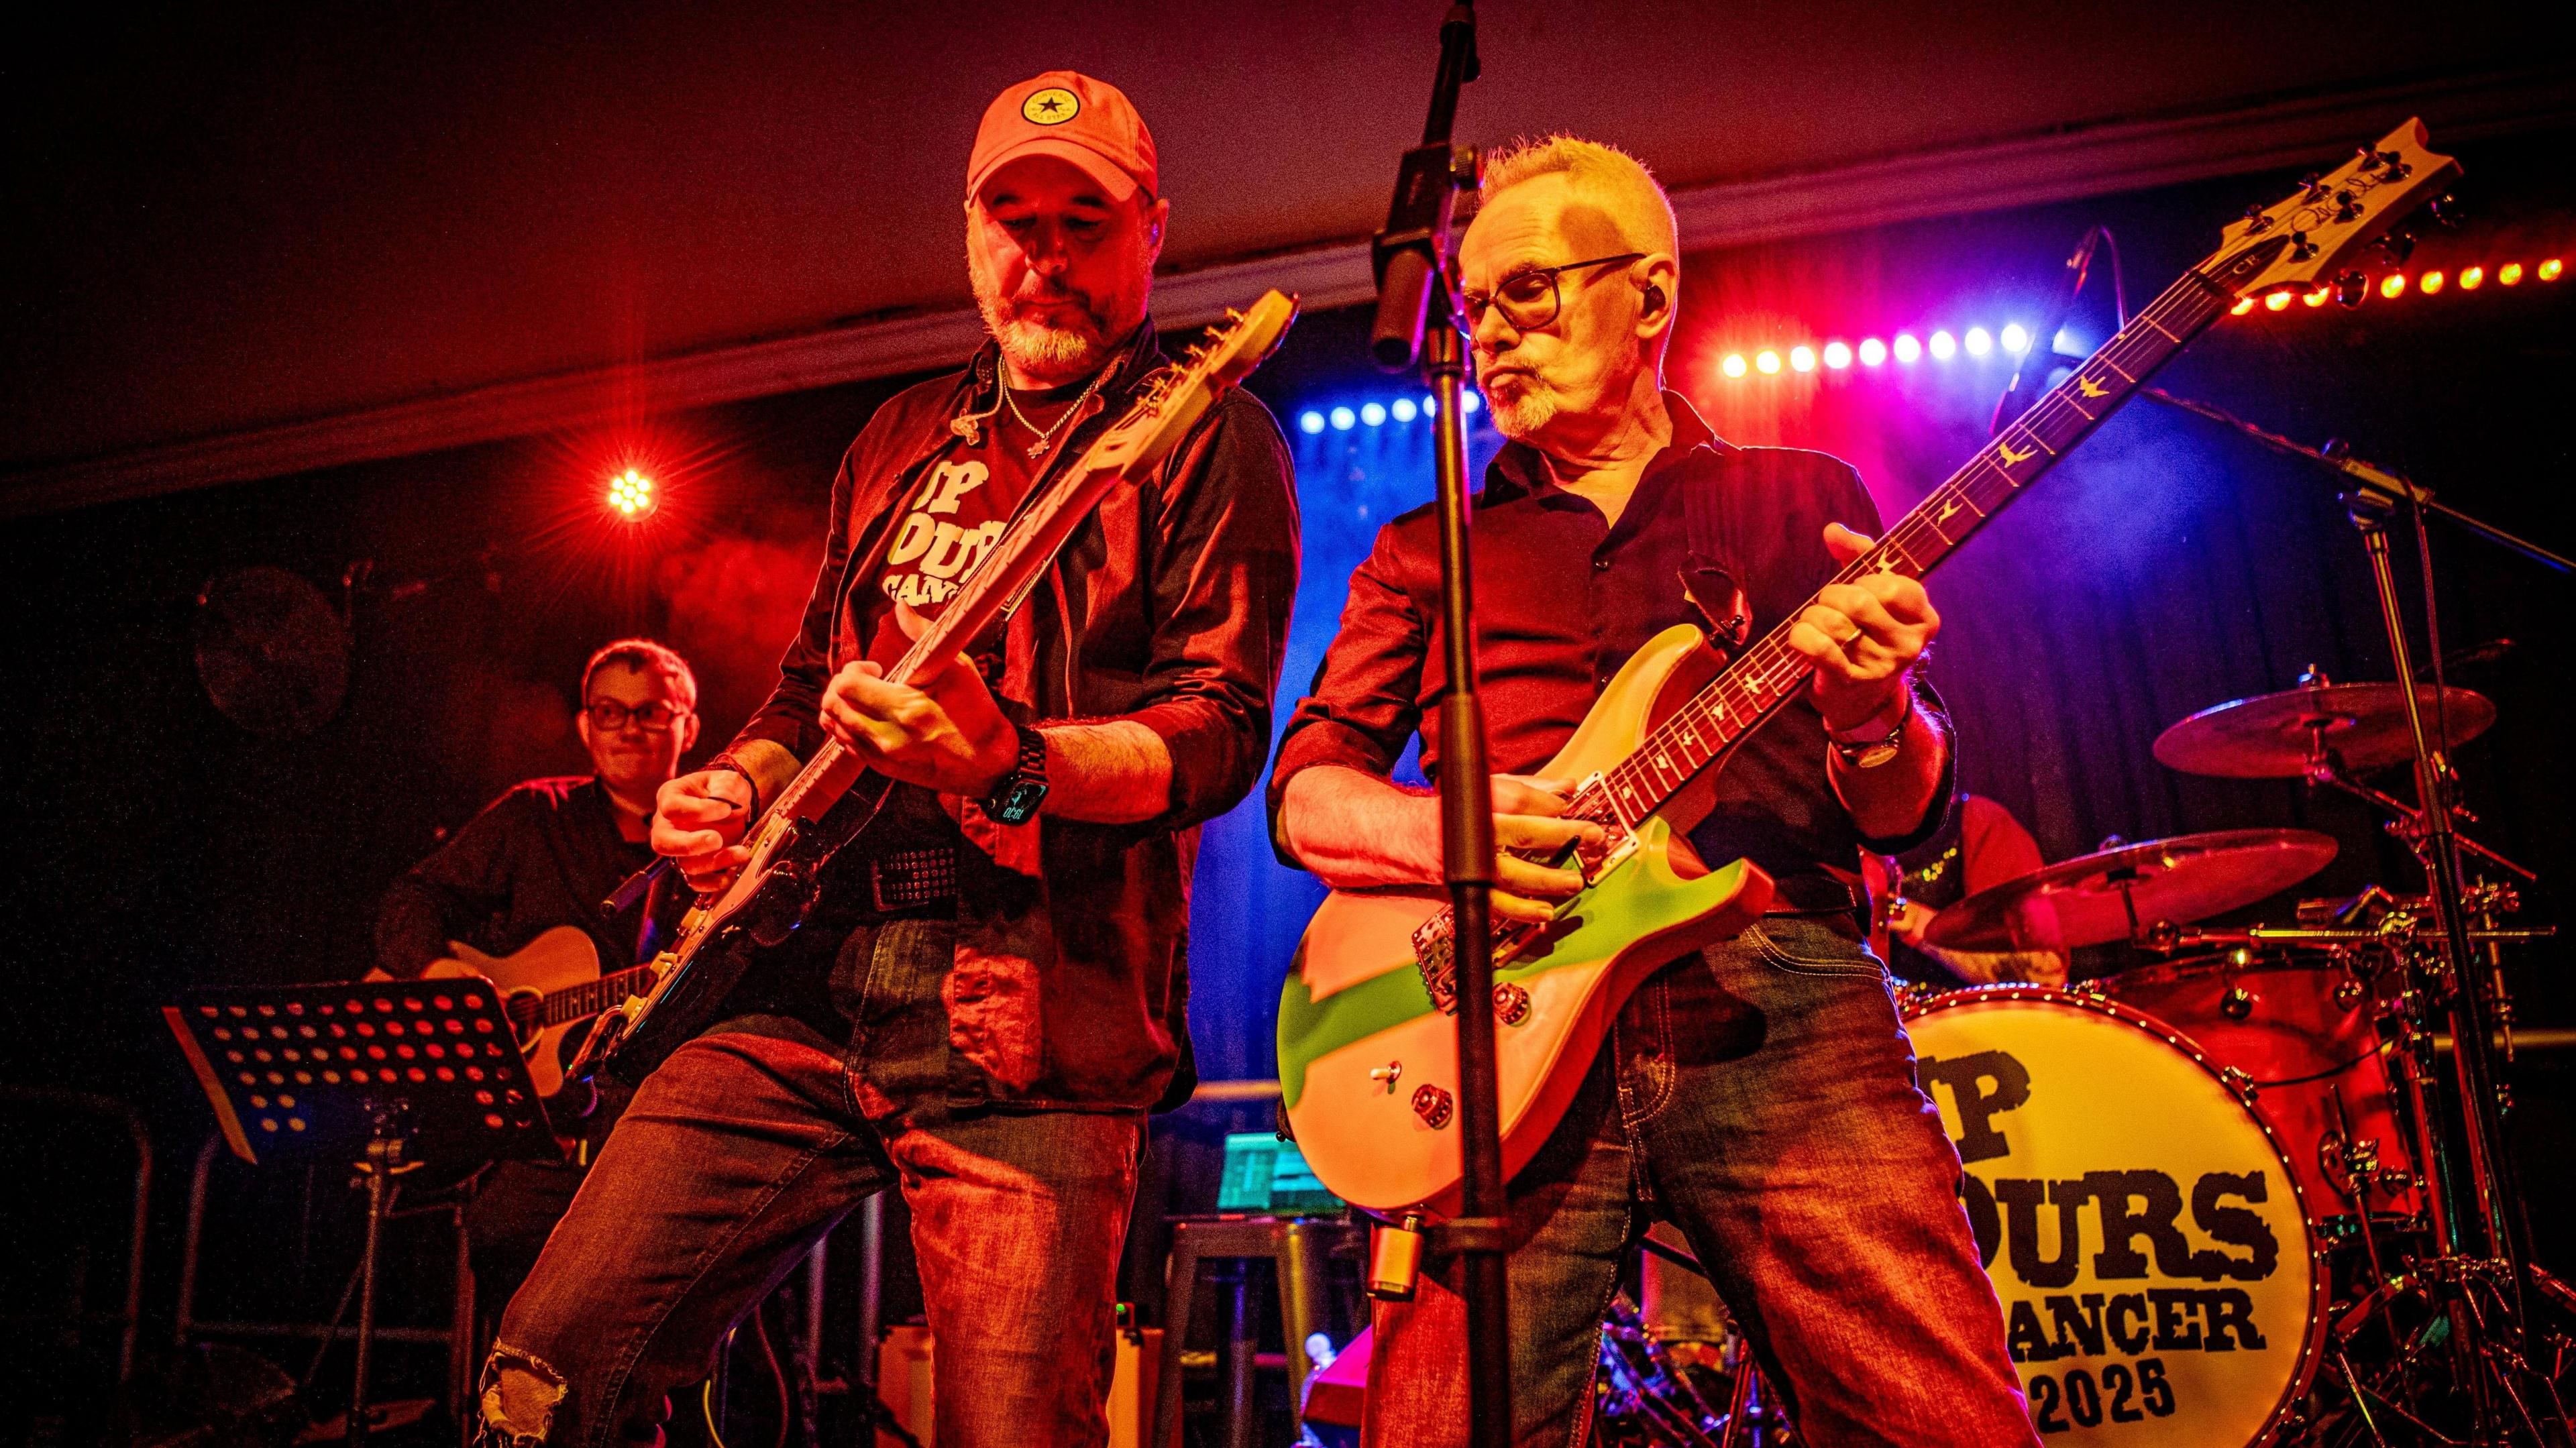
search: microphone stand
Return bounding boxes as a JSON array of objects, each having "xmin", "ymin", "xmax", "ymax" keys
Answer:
[{"xmin": 1370, "ymin": 7, "xmax": 1512, "ymax": 1445}]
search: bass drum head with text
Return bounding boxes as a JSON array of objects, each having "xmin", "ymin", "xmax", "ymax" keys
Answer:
[{"xmin": 1904, "ymin": 988, "xmax": 2322, "ymax": 1446}]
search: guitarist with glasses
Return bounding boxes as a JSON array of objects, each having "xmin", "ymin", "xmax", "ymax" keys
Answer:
[
  {"xmin": 1269, "ymin": 135, "xmax": 2035, "ymax": 1446},
  {"xmin": 477, "ymin": 72, "xmax": 1299, "ymax": 1448},
  {"xmin": 374, "ymin": 638, "xmax": 699, "ymax": 1319}
]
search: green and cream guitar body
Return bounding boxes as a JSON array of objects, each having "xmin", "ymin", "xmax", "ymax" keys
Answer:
[{"xmin": 1277, "ymin": 624, "xmax": 1776, "ymax": 1215}]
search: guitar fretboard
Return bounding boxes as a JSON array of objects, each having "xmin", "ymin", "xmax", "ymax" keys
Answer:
[
  {"xmin": 537, "ymin": 962, "xmax": 659, "ymax": 1027},
  {"xmin": 1566, "ymin": 241, "xmax": 2277, "ymax": 836}
]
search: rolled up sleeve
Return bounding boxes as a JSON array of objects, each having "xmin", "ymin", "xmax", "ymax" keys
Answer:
[{"xmin": 1265, "ymin": 522, "xmax": 1430, "ymax": 865}]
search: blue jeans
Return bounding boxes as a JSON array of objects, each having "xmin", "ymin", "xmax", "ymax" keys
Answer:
[
  {"xmin": 478, "ymin": 919, "xmax": 1143, "ymax": 1448},
  {"xmin": 1363, "ymin": 917, "xmax": 2037, "ymax": 1447}
]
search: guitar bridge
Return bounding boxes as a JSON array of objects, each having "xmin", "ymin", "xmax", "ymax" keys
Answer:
[{"xmin": 1411, "ymin": 913, "xmax": 1458, "ymax": 1015}]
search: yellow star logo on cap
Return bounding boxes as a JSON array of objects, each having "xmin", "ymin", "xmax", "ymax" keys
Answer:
[{"xmin": 1022, "ymin": 87, "xmax": 1079, "ymax": 125}]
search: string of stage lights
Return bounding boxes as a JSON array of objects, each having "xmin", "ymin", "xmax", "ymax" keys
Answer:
[{"xmin": 1287, "ymin": 252, "xmax": 2562, "ymax": 435}]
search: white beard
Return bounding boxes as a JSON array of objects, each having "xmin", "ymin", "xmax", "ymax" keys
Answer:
[
  {"xmin": 1483, "ymin": 378, "xmax": 1557, "ymax": 440},
  {"xmin": 986, "ymin": 313, "xmax": 1106, "ymax": 376}
]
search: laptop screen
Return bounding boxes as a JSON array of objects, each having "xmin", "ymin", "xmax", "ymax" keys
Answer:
[{"xmin": 1216, "ymin": 1132, "xmax": 1344, "ymax": 1215}]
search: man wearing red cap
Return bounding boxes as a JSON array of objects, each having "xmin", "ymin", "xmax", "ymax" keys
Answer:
[{"xmin": 478, "ymin": 72, "xmax": 1298, "ymax": 1448}]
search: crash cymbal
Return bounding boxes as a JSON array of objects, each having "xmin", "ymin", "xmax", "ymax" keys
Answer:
[
  {"xmin": 1923, "ymin": 828, "xmax": 2339, "ymax": 953},
  {"xmin": 2153, "ymin": 681, "xmax": 2493, "ymax": 779}
]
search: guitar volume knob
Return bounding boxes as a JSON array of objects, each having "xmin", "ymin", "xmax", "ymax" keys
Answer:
[
  {"xmin": 1411, "ymin": 1084, "xmax": 1454, "ymax": 1130},
  {"xmin": 1493, "ymin": 983, "xmax": 1531, "ymax": 1026}
]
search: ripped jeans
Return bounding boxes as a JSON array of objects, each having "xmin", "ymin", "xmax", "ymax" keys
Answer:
[
  {"xmin": 1361, "ymin": 915, "xmax": 2039, "ymax": 1447},
  {"xmin": 478, "ymin": 919, "xmax": 1143, "ymax": 1448}
]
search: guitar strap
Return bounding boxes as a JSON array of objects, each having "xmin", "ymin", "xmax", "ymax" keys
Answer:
[{"xmin": 1676, "ymin": 445, "xmax": 1751, "ymax": 659}]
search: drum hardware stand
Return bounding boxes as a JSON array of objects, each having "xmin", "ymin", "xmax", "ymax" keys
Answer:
[{"xmin": 2141, "ymin": 388, "xmax": 2571, "ymax": 1442}]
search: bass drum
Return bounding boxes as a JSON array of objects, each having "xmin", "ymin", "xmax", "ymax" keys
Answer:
[{"xmin": 1903, "ymin": 987, "xmax": 2324, "ymax": 1446}]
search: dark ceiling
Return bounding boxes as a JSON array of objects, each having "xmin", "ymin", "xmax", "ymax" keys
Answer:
[{"xmin": 3, "ymin": 1, "xmax": 2560, "ymax": 483}]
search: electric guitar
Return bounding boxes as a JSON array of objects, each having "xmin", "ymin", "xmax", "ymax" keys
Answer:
[
  {"xmin": 592, "ymin": 290, "xmax": 1300, "ymax": 1077},
  {"xmin": 367, "ymin": 926, "xmax": 653, "ymax": 1097},
  {"xmin": 1277, "ymin": 121, "xmax": 2459, "ymax": 1215}
]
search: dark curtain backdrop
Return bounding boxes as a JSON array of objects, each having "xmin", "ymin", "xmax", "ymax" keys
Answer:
[{"xmin": 1, "ymin": 129, "xmax": 2568, "ymax": 1300}]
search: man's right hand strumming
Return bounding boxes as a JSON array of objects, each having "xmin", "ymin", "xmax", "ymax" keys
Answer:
[
  {"xmin": 651, "ymin": 769, "xmax": 756, "ymax": 893},
  {"xmin": 1277, "ymin": 765, "xmax": 1606, "ymax": 925}
]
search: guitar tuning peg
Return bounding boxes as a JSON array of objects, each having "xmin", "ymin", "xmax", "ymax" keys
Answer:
[
  {"xmin": 2300, "ymin": 171, "xmax": 2327, "ymax": 199},
  {"xmin": 2374, "ymin": 231, "xmax": 2416, "ymax": 265},
  {"xmin": 2334, "ymin": 270, "xmax": 2369, "ymax": 309},
  {"xmin": 2242, "ymin": 203, "xmax": 2273, "ymax": 233},
  {"xmin": 2428, "ymin": 194, "xmax": 2464, "ymax": 229}
]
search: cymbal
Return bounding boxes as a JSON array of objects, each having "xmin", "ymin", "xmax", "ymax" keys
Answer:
[
  {"xmin": 1923, "ymin": 828, "xmax": 2339, "ymax": 953},
  {"xmin": 2153, "ymin": 681, "xmax": 2493, "ymax": 779}
]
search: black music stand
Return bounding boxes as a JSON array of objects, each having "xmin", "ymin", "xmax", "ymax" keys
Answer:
[{"xmin": 165, "ymin": 978, "xmax": 557, "ymax": 1447}]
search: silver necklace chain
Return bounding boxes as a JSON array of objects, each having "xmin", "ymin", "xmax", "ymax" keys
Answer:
[{"xmin": 1001, "ymin": 365, "xmax": 1112, "ymax": 460}]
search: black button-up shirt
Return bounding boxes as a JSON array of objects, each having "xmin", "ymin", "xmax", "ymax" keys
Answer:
[{"xmin": 1269, "ymin": 394, "xmax": 1948, "ymax": 887}]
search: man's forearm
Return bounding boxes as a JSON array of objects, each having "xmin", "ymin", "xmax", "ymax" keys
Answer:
[
  {"xmin": 1038, "ymin": 719, "xmax": 1173, "ymax": 824},
  {"xmin": 1277, "ymin": 765, "xmax": 1440, "ymax": 889},
  {"xmin": 1829, "ymin": 702, "xmax": 1949, "ymax": 839}
]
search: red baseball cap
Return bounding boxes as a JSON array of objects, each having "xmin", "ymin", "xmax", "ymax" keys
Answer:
[{"xmin": 968, "ymin": 71, "xmax": 1157, "ymax": 204}]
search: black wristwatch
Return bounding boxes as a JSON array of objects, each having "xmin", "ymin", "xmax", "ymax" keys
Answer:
[{"xmin": 981, "ymin": 722, "xmax": 1050, "ymax": 825}]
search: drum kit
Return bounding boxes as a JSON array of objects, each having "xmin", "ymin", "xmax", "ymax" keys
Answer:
[
  {"xmin": 1901, "ymin": 673, "xmax": 2569, "ymax": 1446},
  {"xmin": 1595, "ymin": 674, "xmax": 2569, "ymax": 1447}
]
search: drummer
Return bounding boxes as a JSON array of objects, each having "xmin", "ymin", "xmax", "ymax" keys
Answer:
[{"xmin": 1870, "ymin": 791, "xmax": 2070, "ymax": 986}]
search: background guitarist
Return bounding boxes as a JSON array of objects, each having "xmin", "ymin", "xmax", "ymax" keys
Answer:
[
  {"xmin": 1268, "ymin": 136, "xmax": 2035, "ymax": 1446},
  {"xmin": 477, "ymin": 72, "xmax": 1299, "ymax": 1448},
  {"xmin": 374, "ymin": 636, "xmax": 698, "ymax": 1307}
]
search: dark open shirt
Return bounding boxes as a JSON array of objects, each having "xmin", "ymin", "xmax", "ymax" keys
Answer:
[
  {"xmin": 376, "ymin": 775, "xmax": 660, "ymax": 979},
  {"xmin": 1269, "ymin": 393, "xmax": 1949, "ymax": 889},
  {"xmin": 728, "ymin": 322, "xmax": 1300, "ymax": 1113}
]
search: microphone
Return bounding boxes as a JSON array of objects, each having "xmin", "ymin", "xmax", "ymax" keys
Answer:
[{"xmin": 1992, "ymin": 226, "xmax": 2108, "ymax": 436}]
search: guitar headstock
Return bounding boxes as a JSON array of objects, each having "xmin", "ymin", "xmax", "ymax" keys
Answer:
[
  {"xmin": 2202, "ymin": 119, "xmax": 2460, "ymax": 304},
  {"xmin": 1090, "ymin": 290, "xmax": 1300, "ymax": 474}
]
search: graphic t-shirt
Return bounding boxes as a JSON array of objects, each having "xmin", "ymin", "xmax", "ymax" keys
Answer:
[{"xmin": 863, "ymin": 378, "xmax": 1089, "ymax": 665}]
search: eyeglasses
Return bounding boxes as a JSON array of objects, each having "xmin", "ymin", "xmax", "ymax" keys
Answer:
[
  {"xmin": 1454, "ymin": 253, "xmax": 1645, "ymax": 334},
  {"xmin": 584, "ymin": 699, "xmax": 690, "ymax": 732}
]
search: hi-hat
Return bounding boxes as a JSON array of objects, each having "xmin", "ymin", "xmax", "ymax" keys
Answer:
[
  {"xmin": 1923, "ymin": 828, "xmax": 2339, "ymax": 952},
  {"xmin": 2153, "ymin": 681, "xmax": 2493, "ymax": 779}
]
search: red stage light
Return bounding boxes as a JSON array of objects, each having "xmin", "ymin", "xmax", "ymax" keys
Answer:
[
  {"xmin": 1721, "ymin": 352, "xmax": 1748, "ymax": 378},
  {"xmin": 2263, "ymin": 290, "xmax": 2293, "ymax": 311},
  {"xmin": 2303, "ymin": 287, "xmax": 2329, "ymax": 307},
  {"xmin": 2381, "ymin": 274, "xmax": 2408, "ymax": 299},
  {"xmin": 2418, "ymin": 270, "xmax": 2446, "ymax": 295},
  {"xmin": 607, "ymin": 468, "xmax": 657, "ymax": 518},
  {"xmin": 2231, "ymin": 297, "xmax": 2257, "ymax": 316},
  {"xmin": 2458, "ymin": 266, "xmax": 2484, "ymax": 291},
  {"xmin": 1755, "ymin": 349, "xmax": 1782, "ymax": 374},
  {"xmin": 2500, "ymin": 262, "xmax": 2525, "ymax": 286},
  {"xmin": 2540, "ymin": 258, "xmax": 2564, "ymax": 282}
]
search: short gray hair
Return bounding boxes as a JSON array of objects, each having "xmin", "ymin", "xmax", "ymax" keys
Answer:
[{"xmin": 1480, "ymin": 135, "xmax": 1678, "ymax": 257}]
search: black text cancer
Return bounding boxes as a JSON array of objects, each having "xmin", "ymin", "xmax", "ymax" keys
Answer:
[{"xmin": 2006, "ymin": 1286, "xmax": 2268, "ymax": 1363}]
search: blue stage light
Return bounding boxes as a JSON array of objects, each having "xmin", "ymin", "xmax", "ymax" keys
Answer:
[
  {"xmin": 1299, "ymin": 410, "xmax": 1326, "ymax": 435},
  {"xmin": 1929, "ymin": 330, "xmax": 1957, "ymax": 360},
  {"xmin": 1392, "ymin": 398, "xmax": 1419, "ymax": 423},
  {"xmin": 2000, "ymin": 323, "xmax": 2031, "ymax": 355},
  {"xmin": 1461, "ymin": 392, "xmax": 1482, "ymax": 414},
  {"xmin": 1964, "ymin": 326, "xmax": 1992, "ymax": 357},
  {"xmin": 1360, "ymin": 402, "xmax": 1387, "ymax": 427},
  {"xmin": 1330, "ymin": 406, "xmax": 1356, "ymax": 431}
]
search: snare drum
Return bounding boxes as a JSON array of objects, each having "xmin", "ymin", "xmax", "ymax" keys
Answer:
[
  {"xmin": 1904, "ymin": 987, "xmax": 2323, "ymax": 1446},
  {"xmin": 2102, "ymin": 956, "xmax": 2423, "ymax": 1223}
]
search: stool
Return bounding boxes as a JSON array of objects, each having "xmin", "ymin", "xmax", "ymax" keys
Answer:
[{"xmin": 1150, "ymin": 1216, "xmax": 1362, "ymax": 1448}]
